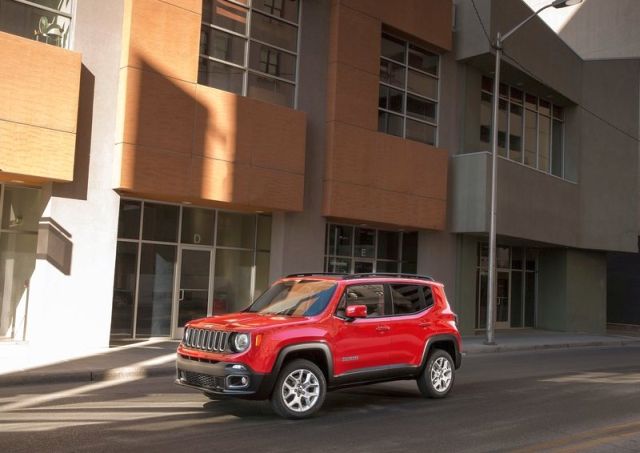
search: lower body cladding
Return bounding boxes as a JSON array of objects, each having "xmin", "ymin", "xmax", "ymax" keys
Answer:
[{"xmin": 175, "ymin": 355, "xmax": 274, "ymax": 399}]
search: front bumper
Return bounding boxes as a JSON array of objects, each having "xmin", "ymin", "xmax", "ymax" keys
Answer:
[{"xmin": 175, "ymin": 354, "xmax": 273, "ymax": 400}]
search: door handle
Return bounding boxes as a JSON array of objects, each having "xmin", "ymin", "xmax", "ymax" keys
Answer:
[
  {"xmin": 376, "ymin": 325, "xmax": 391, "ymax": 332},
  {"xmin": 419, "ymin": 322, "xmax": 432, "ymax": 328}
]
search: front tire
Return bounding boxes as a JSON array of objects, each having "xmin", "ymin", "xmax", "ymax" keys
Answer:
[
  {"xmin": 270, "ymin": 359, "xmax": 326, "ymax": 419},
  {"xmin": 417, "ymin": 349, "xmax": 455, "ymax": 398}
]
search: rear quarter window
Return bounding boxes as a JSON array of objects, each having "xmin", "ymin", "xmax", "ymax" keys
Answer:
[{"xmin": 390, "ymin": 283, "xmax": 434, "ymax": 315}]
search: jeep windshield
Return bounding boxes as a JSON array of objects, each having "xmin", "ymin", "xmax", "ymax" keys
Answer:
[{"xmin": 247, "ymin": 280, "xmax": 337, "ymax": 316}]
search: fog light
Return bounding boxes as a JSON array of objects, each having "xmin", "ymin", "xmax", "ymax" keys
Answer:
[{"xmin": 226, "ymin": 375, "xmax": 250, "ymax": 389}]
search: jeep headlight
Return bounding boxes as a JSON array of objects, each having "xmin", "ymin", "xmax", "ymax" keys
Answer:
[{"xmin": 231, "ymin": 333, "xmax": 250, "ymax": 353}]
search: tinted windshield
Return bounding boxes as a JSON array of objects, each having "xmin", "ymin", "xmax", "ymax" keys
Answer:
[{"xmin": 247, "ymin": 280, "xmax": 337, "ymax": 316}]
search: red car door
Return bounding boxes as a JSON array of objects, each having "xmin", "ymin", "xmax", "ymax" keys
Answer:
[
  {"xmin": 385, "ymin": 283, "xmax": 435, "ymax": 367},
  {"xmin": 331, "ymin": 283, "xmax": 392, "ymax": 375}
]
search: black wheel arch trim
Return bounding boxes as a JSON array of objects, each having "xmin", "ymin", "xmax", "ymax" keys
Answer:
[{"xmin": 421, "ymin": 334, "xmax": 462, "ymax": 369}]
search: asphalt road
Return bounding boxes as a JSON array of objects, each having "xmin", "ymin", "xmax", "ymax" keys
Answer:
[{"xmin": 1, "ymin": 345, "xmax": 640, "ymax": 453}]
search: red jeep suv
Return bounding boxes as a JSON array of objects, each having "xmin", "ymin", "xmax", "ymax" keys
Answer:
[{"xmin": 175, "ymin": 273, "xmax": 462, "ymax": 419}]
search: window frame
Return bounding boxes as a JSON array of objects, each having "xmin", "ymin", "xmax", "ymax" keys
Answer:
[
  {"xmin": 198, "ymin": 0, "xmax": 301, "ymax": 108},
  {"xmin": 388, "ymin": 283, "xmax": 434, "ymax": 317},
  {"xmin": 334, "ymin": 283, "xmax": 391, "ymax": 319},
  {"xmin": 1, "ymin": 0, "xmax": 75, "ymax": 49},
  {"xmin": 480, "ymin": 76, "xmax": 566, "ymax": 179},
  {"xmin": 378, "ymin": 31, "xmax": 441, "ymax": 146}
]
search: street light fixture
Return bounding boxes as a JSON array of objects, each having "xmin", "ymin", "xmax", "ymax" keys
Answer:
[{"xmin": 484, "ymin": 0, "xmax": 582, "ymax": 345}]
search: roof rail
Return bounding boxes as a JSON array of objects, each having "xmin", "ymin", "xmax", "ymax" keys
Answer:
[
  {"xmin": 344, "ymin": 273, "xmax": 435, "ymax": 281},
  {"xmin": 285, "ymin": 272, "xmax": 347, "ymax": 278}
]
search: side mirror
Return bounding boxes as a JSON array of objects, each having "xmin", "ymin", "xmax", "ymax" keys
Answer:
[{"xmin": 346, "ymin": 304, "xmax": 367, "ymax": 319}]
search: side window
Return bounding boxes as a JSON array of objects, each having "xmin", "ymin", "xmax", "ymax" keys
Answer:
[
  {"xmin": 390, "ymin": 284, "xmax": 433, "ymax": 315},
  {"xmin": 337, "ymin": 284, "xmax": 386, "ymax": 318}
]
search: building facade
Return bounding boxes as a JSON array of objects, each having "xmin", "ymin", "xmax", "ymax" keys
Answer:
[{"xmin": 1, "ymin": 0, "xmax": 638, "ymax": 358}]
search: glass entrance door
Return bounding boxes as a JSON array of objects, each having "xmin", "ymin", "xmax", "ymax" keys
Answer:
[
  {"xmin": 477, "ymin": 271, "xmax": 510, "ymax": 329},
  {"xmin": 173, "ymin": 247, "xmax": 212, "ymax": 338}
]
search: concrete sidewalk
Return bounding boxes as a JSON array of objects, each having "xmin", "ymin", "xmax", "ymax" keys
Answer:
[{"xmin": 1, "ymin": 330, "xmax": 639, "ymax": 387}]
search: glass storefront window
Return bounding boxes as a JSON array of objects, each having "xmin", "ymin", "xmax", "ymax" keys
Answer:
[
  {"xmin": 142, "ymin": 203, "xmax": 179, "ymax": 243},
  {"xmin": 0, "ymin": 185, "xmax": 40, "ymax": 341},
  {"xmin": 213, "ymin": 248, "xmax": 253, "ymax": 314},
  {"xmin": 136, "ymin": 244, "xmax": 176, "ymax": 337},
  {"xmin": 181, "ymin": 207, "xmax": 215, "ymax": 246},
  {"xmin": 217, "ymin": 212, "xmax": 255, "ymax": 249},
  {"xmin": 325, "ymin": 224, "xmax": 417, "ymax": 274},
  {"xmin": 110, "ymin": 241, "xmax": 138, "ymax": 337},
  {"xmin": 112, "ymin": 199, "xmax": 271, "ymax": 338},
  {"xmin": 117, "ymin": 200, "xmax": 141, "ymax": 240}
]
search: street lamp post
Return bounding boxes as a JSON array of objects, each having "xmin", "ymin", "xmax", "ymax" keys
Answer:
[{"xmin": 484, "ymin": 0, "xmax": 583, "ymax": 345}]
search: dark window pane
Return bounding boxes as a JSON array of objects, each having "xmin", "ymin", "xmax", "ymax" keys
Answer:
[
  {"xmin": 198, "ymin": 58, "xmax": 243, "ymax": 94},
  {"xmin": 510, "ymin": 87, "xmax": 523, "ymax": 103},
  {"xmin": 379, "ymin": 58, "xmax": 405, "ymax": 88},
  {"xmin": 200, "ymin": 26, "xmax": 246, "ymax": 65},
  {"xmin": 254, "ymin": 251, "xmax": 271, "ymax": 299},
  {"xmin": 539, "ymin": 114, "xmax": 551, "ymax": 172},
  {"xmin": 257, "ymin": 214, "xmax": 272, "ymax": 251},
  {"xmin": 378, "ymin": 111, "xmax": 403, "ymax": 137},
  {"xmin": 111, "ymin": 242, "xmax": 138, "ymax": 337},
  {"xmin": 499, "ymin": 83, "xmax": 508, "ymax": 97},
  {"xmin": 553, "ymin": 105, "xmax": 564, "ymax": 120},
  {"xmin": 408, "ymin": 69, "xmax": 437, "ymax": 99},
  {"xmin": 525, "ymin": 94, "xmax": 537, "ymax": 110},
  {"xmin": 181, "ymin": 207, "xmax": 215, "ymax": 245},
  {"xmin": 326, "ymin": 257, "xmax": 351, "ymax": 273},
  {"xmin": 253, "ymin": 0, "xmax": 299, "ymax": 23},
  {"xmin": 407, "ymin": 94, "xmax": 436, "ymax": 123},
  {"xmin": 327, "ymin": 224, "xmax": 353, "ymax": 257},
  {"xmin": 408, "ymin": 44, "xmax": 438, "ymax": 75},
  {"xmin": 526, "ymin": 249, "xmax": 538, "ymax": 271},
  {"xmin": 213, "ymin": 249, "xmax": 253, "ymax": 313},
  {"xmin": 497, "ymin": 246, "xmax": 510, "ymax": 269},
  {"xmin": 525, "ymin": 272, "xmax": 535, "ymax": 327},
  {"xmin": 391, "ymin": 284, "xmax": 426, "ymax": 314},
  {"xmin": 402, "ymin": 232, "xmax": 418, "ymax": 262},
  {"xmin": 247, "ymin": 73, "xmax": 295, "ymax": 107},
  {"xmin": 142, "ymin": 203, "xmax": 178, "ymax": 242},
  {"xmin": 481, "ymin": 76, "xmax": 493, "ymax": 93},
  {"xmin": 354, "ymin": 261, "xmax": 374, "ymax": 273},
  {"xmin": 510, "ymin": 270, "xmax": 523, "ymax": 328},
  {"xmin": 378, "ymin": 85, "xmax": 404, "ymax": 113},
  {"xmin": 406, "ymin": 118, "xmax": 436, "ymax": 145},
  {"xmin": 524, "ymin": 108, "xmax": 537, "ymax": 167},
  {"xmin": 511, "ymin": 247, "xmax": 523, "ymax": 269},
  {"xmin": 402, "ymin": 261, "xmax": 417, "ymax": 274},
  {"xmin": 354, "ymin": 228, "xmax": 375, "ymax": 258},
  {"xmin": 217, "ymin": 212, "xmax": 255, "ymax": 248},
  {"xmin": 539, "ymin": 99, "xmax": 551, "ymax": 116},
  {"xmin": 480, "ymin": 92, "xmax": 492, "ymax": 144},
  {"xmin": 377, "ymin": 230, "xmax": 399, "ymax": 260},
  {"xmin": 249, "ymin": 42, "xmax": 296, "ymax": 81},
  {"xmin": 552, "ymin": 119, "xmax": 563, "ymax": 177},
  {"xmin": 344, "ymin": 284, "xmax": 386, "ymax": 317},
  {"xmin": 381, "ymin": 34, "xmax": 405, "ymax": 62},
  {"xmin": 118, "ymin": 200, "xmax": 141, "ymax": 239},
  {"xmin": 376, "ymin": 261, "xmax": 399, "ymax": 272},
  {"xmin": 498, "ymin": 98, "xmax": 508, "ymax": 157},
  {"xmin": 202, "ymin": 0, "xmax": 248, "ymax": 34},
  {"xmin": 250, "ymin": 10, "xmax": 297, "ymax": 52},
  {"xmin": 509, "ymin": 103, "xmax": 523, "ymax": 162},
  {"xmin": 391, "ymin": 284, "xmax": 423, "ymax": 312},
  {"xmin": 136, "ymin": 244, "xmax": 175, "ymax": 337}
]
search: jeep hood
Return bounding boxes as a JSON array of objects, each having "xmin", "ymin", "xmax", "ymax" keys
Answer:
[{"xmin": 187, "ymin": 312, "xmax": 312, "ymax": 331}]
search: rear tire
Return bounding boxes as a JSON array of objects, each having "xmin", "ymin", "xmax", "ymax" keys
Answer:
[
  {"xmin": 270, "ymin": 359, "xmax": 326, "ymax": 419},
  {"xmin": 417, "ymin": 349, "xmax": 455, "ymax": 398}
]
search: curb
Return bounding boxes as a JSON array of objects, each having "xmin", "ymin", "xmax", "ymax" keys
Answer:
[
  {"xmin": 463, "ymin": 338, "xmax": 640, "ymax": 355},
  {"xmin": 0, "ymin": 364, "xmax": 176, "ymax": 387}
]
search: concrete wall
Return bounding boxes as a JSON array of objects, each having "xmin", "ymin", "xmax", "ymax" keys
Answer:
[
  {"xmin": 25, "ymin": 0, "xmax": 124, "ymax": 350},
  {"xmin": 522, "ymin": 0, "xmax": 640, "ymax": 60},
  {"xmin": 452, "ymin": 235, "xmax": 480, "ymax": 335},
  {"xmin": 269, "ymin": 0, "xmax": 331, "ymax": 280},
  {"xmin": 538, "ymin": 249, "xmax": 606, "ymax": 334}
]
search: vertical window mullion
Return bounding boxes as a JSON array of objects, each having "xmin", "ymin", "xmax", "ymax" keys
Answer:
[
  {"xmin": 243, "ymin": 5, "xmax": 251, "ymax": 97},
  {"xmin": 403, "ymin": 42, "xmax": 409, "ymax": 139}
]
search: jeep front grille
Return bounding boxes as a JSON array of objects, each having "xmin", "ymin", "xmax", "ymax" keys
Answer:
[
  {"xmin": 181, "ymin": 371, "xmax": 225, "ymax": 391},
  {"xmin": 183, "ymin": 327, "xmax": 229, "ymax": 352}
]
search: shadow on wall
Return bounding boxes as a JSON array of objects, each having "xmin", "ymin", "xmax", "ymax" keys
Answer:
[
  {"xmin": 52, "ymin": 64, "xmax": 95, "ymax": 201},
  {"xmin": 123, "ymin": 56, "xmax": 244, "ymax": 205}
]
